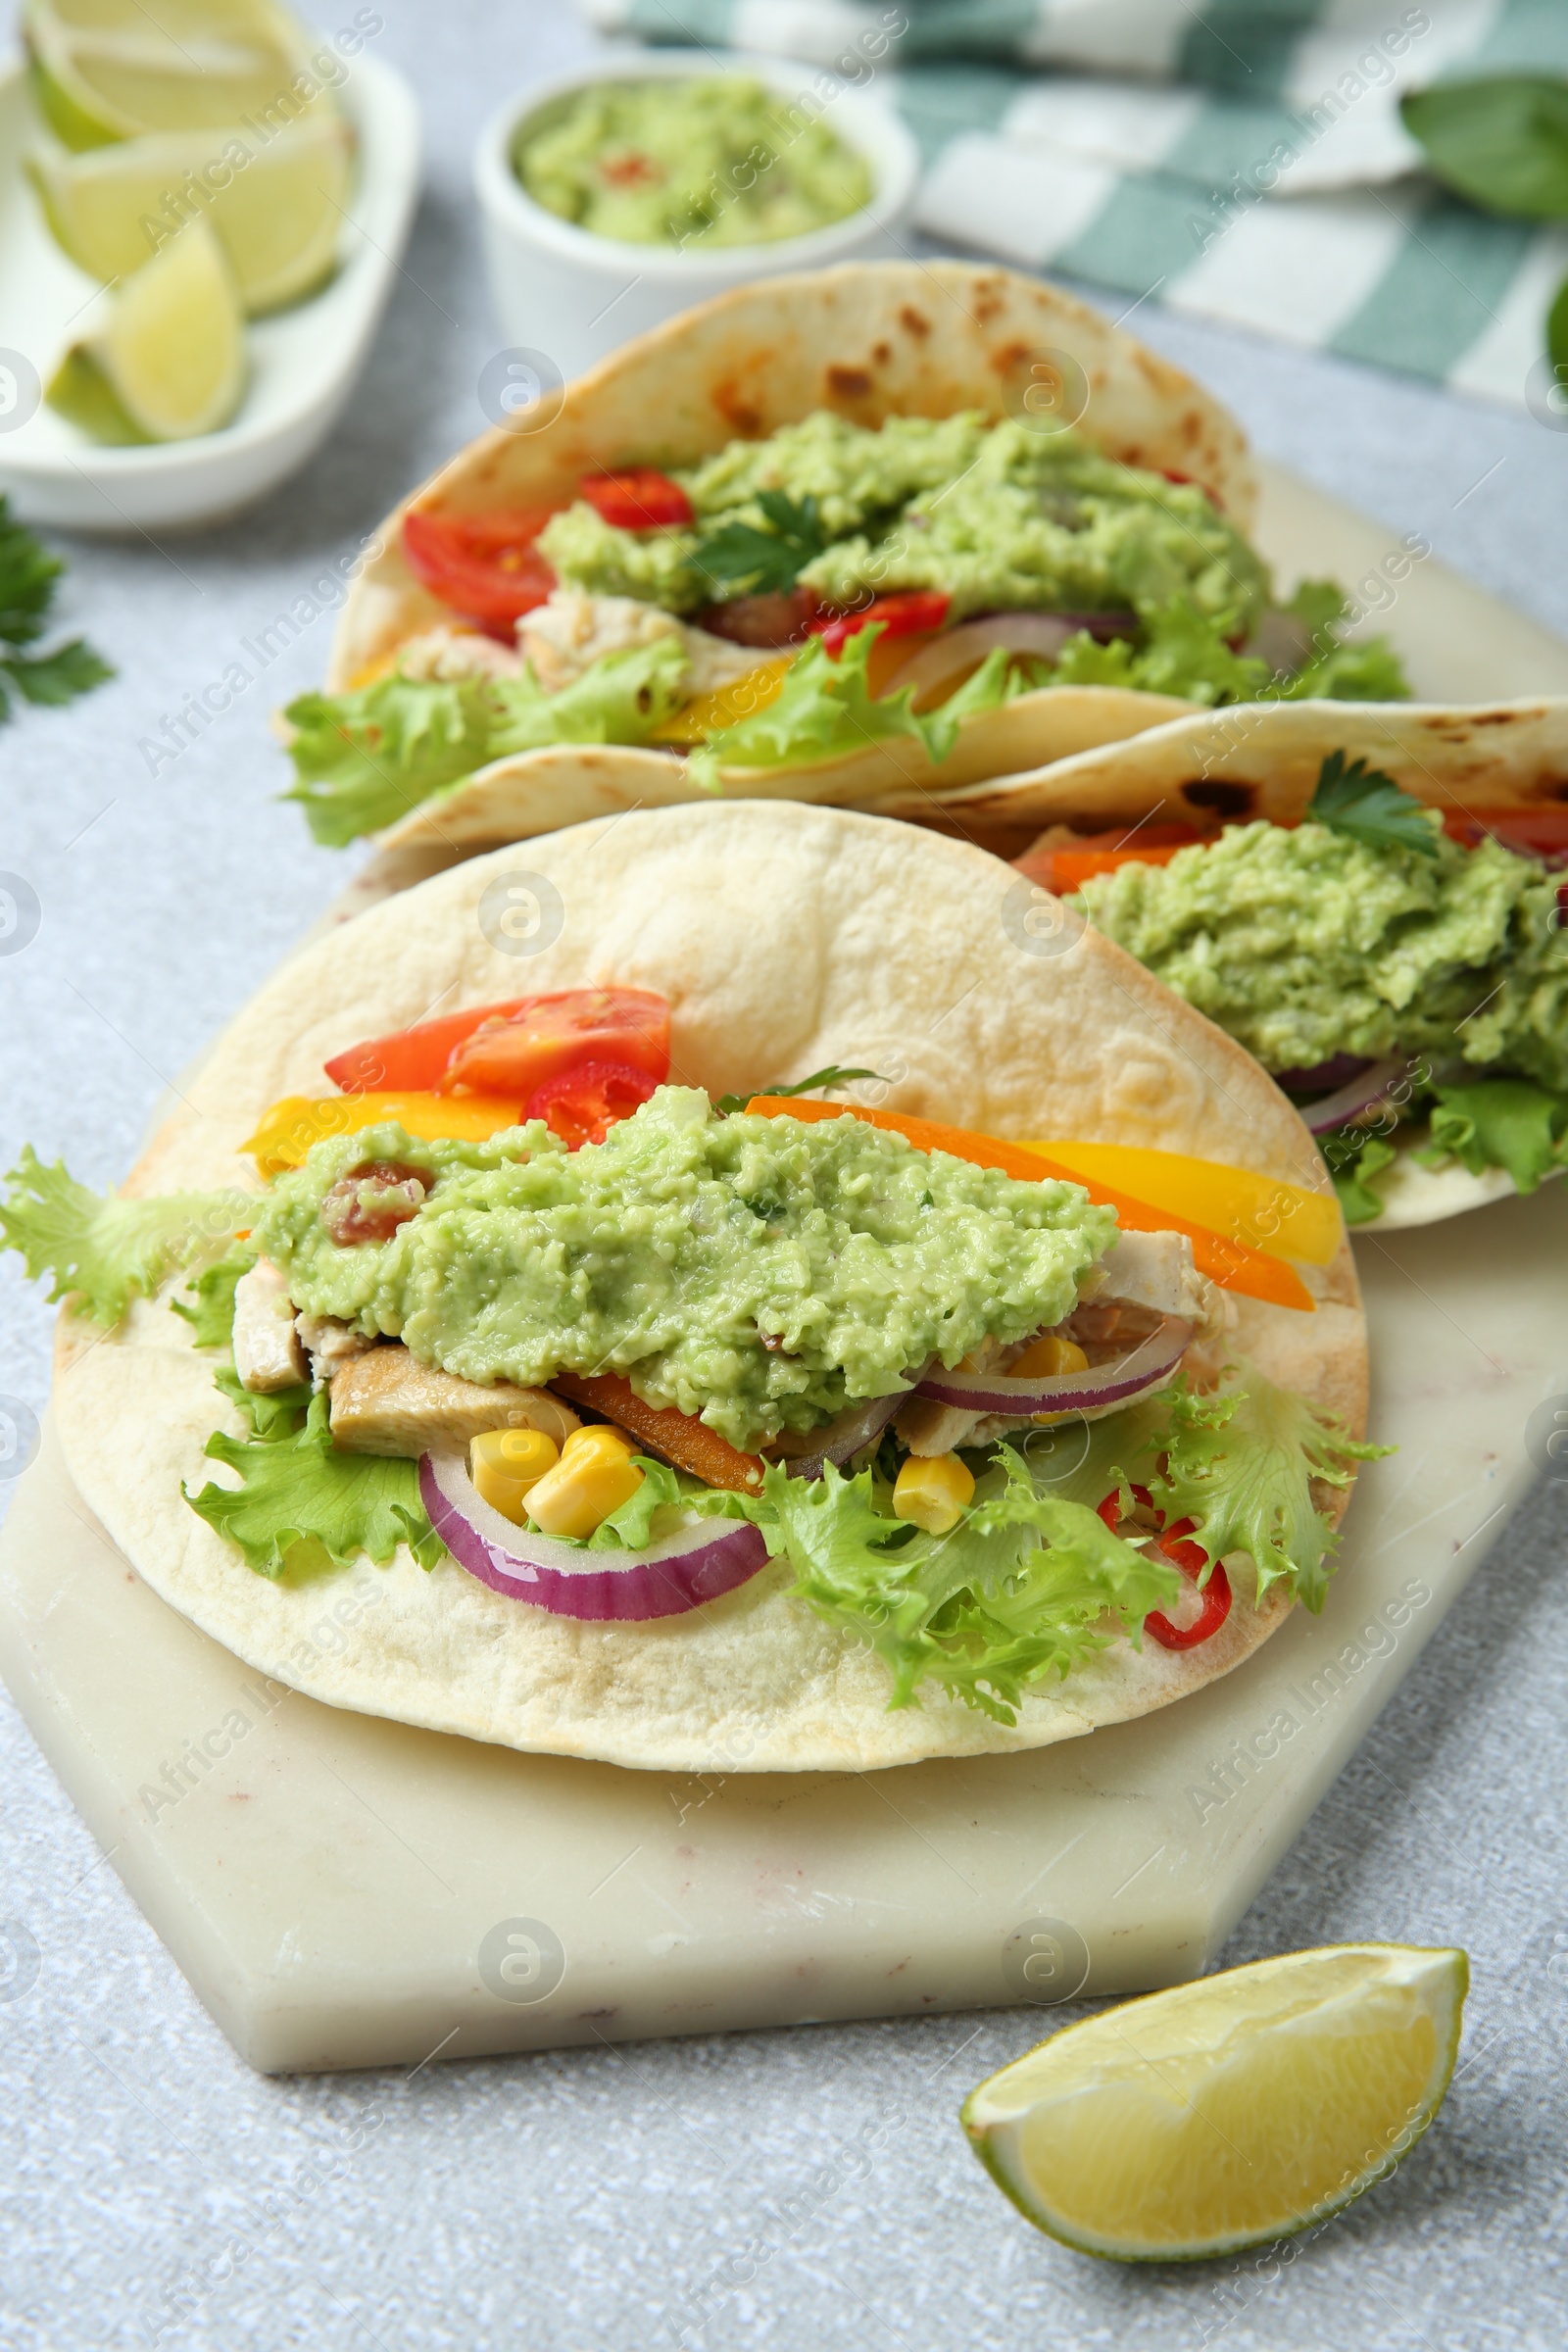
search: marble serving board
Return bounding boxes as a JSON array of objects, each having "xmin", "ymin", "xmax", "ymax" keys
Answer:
[
  {"xmin": 2, "ymin": 459, "xmax": 1566, "ymax": 2075},
  {"xmin": 2, "ymin": 1184, "xmax": 1561, "ymax": 2074}
]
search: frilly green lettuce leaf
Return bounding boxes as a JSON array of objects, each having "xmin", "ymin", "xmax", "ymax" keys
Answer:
[
  {"xmin": 184, "ymin": 1391, "xmax": 444, "ymax": 1578},
  {"xmin": 0, "ymin": 1149, "xmax": 251, "ymax": 1326},
  {"xmin": 1421, "ymin": 1076, "xmax": 1568, "ymax": 1193},
  {"xmin": 763, "ymin": 1446, "xmax": 1180, "ymax": 1725},
  {"xmin": 1149, "ymin": 1373, "xmax": 1391, "ymax": 1614},
  {"xmin": 170, "ymin": 1242, "xmax": 258, "ymax": 1348},
  {"xmin": 687, "ymin": 628, "xmax": 1019, "ymax": 789}
]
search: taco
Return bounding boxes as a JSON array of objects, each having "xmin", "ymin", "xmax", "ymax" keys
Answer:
[
  {"xmin": 282, "ymin": 263, "xmax": 1407, "ymax": 856},
  {"xmin": 952, "ymin": 699, "xmax": 1568, "ymax": 1231},
  {"xmin": 3, "ymin": 805, "xmax": 1380, "ymax": 1774}
]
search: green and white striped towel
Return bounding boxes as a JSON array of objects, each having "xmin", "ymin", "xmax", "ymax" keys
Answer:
[{"xmin": 584, "ymin": 0, "xmax": 1568, "ymax": 409}]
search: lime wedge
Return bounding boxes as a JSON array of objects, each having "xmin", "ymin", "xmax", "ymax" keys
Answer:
[
  {"xmin": 27, "ymin": 116, "xmax": 353, "ymax": 314},
  {"xmin": 48, "ymin": 218, "xmax": 247, "ymax": 443},
  {"xmin": 961, "ymin": 1941, "xmax": 1467, "ymax": 2261},
  {"xmin": 24, "ymin": 0, "xmax": 331, "ymax": 153}
]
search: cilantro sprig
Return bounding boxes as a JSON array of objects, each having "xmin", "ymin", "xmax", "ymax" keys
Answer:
[
  {"xmin": 692, "ymin": 490, "xmax": 829, "ymax": 598},
  {"xmin": 0, "ymin": 498, "xmax": 112, "ymax": 723},
  {"xmin": 1307, "ymin": 750, "xmax": 1442, "ymax": 859},
  {"xmin": 713, "ymin": 1065, "xmax": 891, "ymax": 1117}
]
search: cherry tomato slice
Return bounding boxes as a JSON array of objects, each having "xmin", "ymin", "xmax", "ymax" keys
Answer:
[
  {"xmin": 579, "ymin": 469, "xmax": 696, "ymax": 530},
  {"xmin": 526, "ymin": 1059, "xmax": 659, "ymax": 1150},
  {"xmin": 1096, "ymin": 1486, "xmax": 1233, "ymax": 1650},
  {"xmin": 325, "ymin": 1001, "xmax": 532, "ymax": 1094},
  {"xmin": 402, "ymin": 507, "xmax": 559, "ymax": 632},
  {"xmin": 439, "ymin": 988, "xmax": 670, "ymax": 1100},
  {"xmin": 810, "ymin": 591, "xmax": 953, "ymax": 660}
]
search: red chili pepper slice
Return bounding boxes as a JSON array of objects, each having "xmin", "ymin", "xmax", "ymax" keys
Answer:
[
  {"xmin": 579, "ymin": 469, "xmax": 696, "ymax": 530},
  {"xmin": 1097, "ymin": 1485, "xmax": 1233, "ymax": 1650},
  {"xmin": 402, "ymin": 508, "xmax": 559, "ymax": 632},
  {"xmin": 525, "ymin": 1059, "xmax": 659, "ymax": 1151},
  {"xmin": 810, "ymin": 591, "xmax": 953, "ymax": 660}
]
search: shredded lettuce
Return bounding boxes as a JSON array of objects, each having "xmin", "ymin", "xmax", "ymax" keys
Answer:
[
  {"xmin": 0, "ymin": 1149, "xmax": 251, "ymax": 1326},
  {"xmin": 184, "ymin": 1390, "xmax": 444, "ymax": 1578},
  {"xmin": 688, "ymin": 628, "xmax": 1020, "ymax": 789},
  {"xmin": 1422, "ymin": 1077, "xmax": 1568, "ymax": 1194},
  {"xmin": 281, "ymin": 638, "xmax": 690, "ymax": 847},
  {"xmin": 1324, "ymin": 1129, "xmax": 1399, "ymax": 1224},
  {"xmin": 1149, "ymin": 1376, "xmax": 1390, "ymax": 1613}
]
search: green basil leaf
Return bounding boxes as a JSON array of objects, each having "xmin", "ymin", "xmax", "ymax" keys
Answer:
[{"xmin": 1400, "ymin": 76, "xmax": 1568, "ymax": 219}]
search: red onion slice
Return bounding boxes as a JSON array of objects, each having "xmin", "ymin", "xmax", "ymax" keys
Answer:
[
  {"xmin": 420, "ymin": 1452, "xmax": 769, "ymax": 1621},
  {"xmin": 1275, "ymin": 1054, "xmax": 1372, "ymax": 1094},
  {"xmin": 912, "ymin": 1316, "xmax": 1194, "ymax": 1416},
  {"xmin": 883, "ymin": 611, "xmax": 1138, "ymax": 702},
  {"xmin": 1297, "ymin": 1058, "xmax": 1409, "ymax": 1135},
  {"xmin": 778, "ymin": 1392, "xmax": 905, "ymax": 1483}
]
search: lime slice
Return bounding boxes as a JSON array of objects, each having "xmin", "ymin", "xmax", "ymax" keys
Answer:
[
  {"xmin": 48, "ymin": 218, "xmax": 247, "ymax": 443},
  {"xmin": 24, "ymin": 0, "xmax": 330, "ymax": 153},
  {"xmin": 27, "ymin": 116, "xmax": 353, "ymax": 315},
  {"xmin": 961, "ymin": 1942, "xmax": 1467, "ymax": 2261}
]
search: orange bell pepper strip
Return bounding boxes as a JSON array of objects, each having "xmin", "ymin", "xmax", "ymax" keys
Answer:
[
  {"xmin": 745, "ymin": 1097, "xmax": 1314, "ymax": 1313},
  {"xmin": 549, "ymin": 1371, "xmax": 766, "ymax": 1494}
]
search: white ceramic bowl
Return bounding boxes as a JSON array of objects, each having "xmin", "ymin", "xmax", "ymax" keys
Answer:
[
  {"xmin": 474, "ymin": 50, "xmax": 921, "ymax": 381},
  {"xmin": 0, "ymin": 47, "xmax": 420, "ymax": 534}
]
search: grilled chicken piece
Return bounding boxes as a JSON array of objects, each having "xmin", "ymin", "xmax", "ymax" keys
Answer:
[
  {"xmin": 328, "ymin": 1348, "xmax": 581, "ymax": 1458},
  {"xmin": 1084, "ymin": 1230, "xmax": 1208, "ymax": 1324},
  {"xmin": 295, "ymin": 1313, "xmax": 375, "ymax": 1390},
  {"xmin": 232, "ymin": 1260, "xmax": 308, "ymax": 1395}
]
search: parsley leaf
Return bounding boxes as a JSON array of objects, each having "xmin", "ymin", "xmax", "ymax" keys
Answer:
[
  {"xmin": 692, "ymin": 490, "xmax": 829, "ymax": 597},
  {"xmin": 185, "ymin": 1389, "xmax": 445, "ymax": 1578},
  {"xmin": 712, "ymin": 1065, "xmax": 891, "ymax": 1117},
  {"xmin": 0, "ymin": 498, "xmax": 112, "ymax": 725},
  {"xmin": 1307, "ymin": 750, "xmax": 1442, "ymax": 859}
]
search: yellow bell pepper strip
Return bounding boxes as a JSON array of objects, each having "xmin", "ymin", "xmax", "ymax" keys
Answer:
[
  {"xmin": 649, "ymin": 657, "xmax": 794, "ymax": 744},
  {"xmin": 744, "ymin": 1098, "xmax": 1314, "ymax": 1313},
  {"xmin": 242, "ymin": 1093, "xmax": 524, "ymax": 1177},
  {"xmin": 1021, "ymin": 1143, "xmax": 1342, "ymax": 1267}
]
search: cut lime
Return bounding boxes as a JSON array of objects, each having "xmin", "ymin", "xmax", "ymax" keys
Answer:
[
  {"xmin": 24, "ymin": 0, "xmax": 332, "ymax": 153},
  {"xmin": 27, "ymin": 115, "xmax": 353, "ymax": 314},
  {"xmin": 48, "ymin": 218, "xmax": 247, "ymax": 443},
  {"xmin": 962, "ymin": 1941, "xmax": 1467, "ymax": 2262}
]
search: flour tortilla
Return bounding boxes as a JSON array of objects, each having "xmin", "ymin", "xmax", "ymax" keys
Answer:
[
  {"xmin": 888, "ymin": 696, "xmax": 1568, "ymax": 1232},
  {"xmin": 55, "ymin": 803, "xmax": 1366, "ymax": 1774},
  {"xmin": 328, "ymin": 259, "xmax": 1261, "ymax": 849}
]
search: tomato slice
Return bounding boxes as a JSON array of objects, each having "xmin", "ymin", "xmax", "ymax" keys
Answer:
[
  {"xmin": 439, "ymin": 988, "xmax": 670, "ymax": 1099},
  {"xmin": 1442, "ymin": 805, "xmax": 1568, "ymax": 860},
  {"xmin": 811, "ymin": 592, "xmax": 952, "ymax": 660},
  {"xmin": 579, "ymin": 469, "xmax": 696, "ymax": 530},
  {"xmin": 324, "ymin": 1001, "xmax": 536, "ymax": 1094},
  {"xmin": 402, "ymin": 507, "xmax": 559, "ymax": 631},
  {"xmin": 526, "ymin": 1059, "xmax": 658, "ymax": 1150}
]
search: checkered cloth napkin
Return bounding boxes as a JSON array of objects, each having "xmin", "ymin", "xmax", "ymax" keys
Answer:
[{"xmin": 584, "ymin": 0, "xmax": 1568, "ymax": 410}]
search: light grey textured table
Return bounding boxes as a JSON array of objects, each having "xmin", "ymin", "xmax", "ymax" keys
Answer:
[{"xmin": 4, "ymin": 9, "xmax": 1568, "ymax": 2347}]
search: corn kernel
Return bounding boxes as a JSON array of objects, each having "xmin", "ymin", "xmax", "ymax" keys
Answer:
[
  {"xmin": 526, "ymin": 1429, "xmax": 644, "ymax": 1539},
  {"xmin": 893, "ymin": 1451, "xmax": 976, "ymax": 1536},
  {"xmin": 470, "ymin": 1427, "xmax": 559, "ymax": 1526},
  {"xmin": 560, "ymin": 1423, "xmax": 636, "ymax": 1468},
  {"xmin": 1009, "ymin": 1333, "xmax": 1089, "ymax": 1378}
]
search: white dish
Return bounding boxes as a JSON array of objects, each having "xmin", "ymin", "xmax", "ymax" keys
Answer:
[
  {"xmin": 0, "ymin": 46, "xmax": 420, "ymax": 534},
  {"xmin": 474, "ymin": 50, "xmax": 920, "ymax": 384}
]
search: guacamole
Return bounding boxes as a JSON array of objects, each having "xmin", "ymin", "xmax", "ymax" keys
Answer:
[
  {"xmin": 514, "ymin": 76, "xmax": 872, "ymax": 249},
  {"xmin": 254, "ymin": 1089, "xmax": 1118, "ymax": 1448},
  {"xmin": 1076, "ymin": 820, "xmax": 1568, "ymax": 1088},
  {"xmin": 538, "ymin": 412, "xmax": 1268, "ymax": 627}
]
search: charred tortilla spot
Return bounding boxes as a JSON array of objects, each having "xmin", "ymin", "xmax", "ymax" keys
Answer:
[
  {"xmin": 899, "ymin": 305, "xmax": 930, "ymax": 338},
  {"xmin": 710, "ymin": 379, "xmax": 763, "ymax": 436},
  {"xmin": 826, "ymin": 364, "xmax": 873, "ymax": 400},
  {"xmin": 1183, "ymin": 779, "xmax": 1256, "ymax": 818},
  {"xmin": 872, "ymin": 340, "xmax": 891, "ymax": 365}
]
